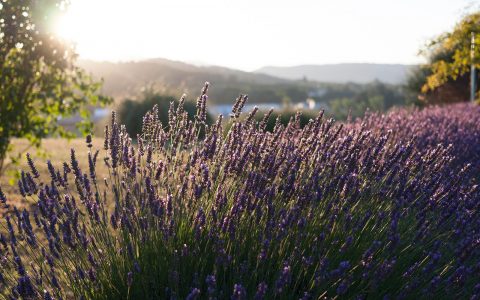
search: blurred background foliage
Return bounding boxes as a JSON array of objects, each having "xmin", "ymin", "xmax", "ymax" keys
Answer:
[{"xmin": 405, "ymin": 11, "xmax": 480, "ymax": 105}]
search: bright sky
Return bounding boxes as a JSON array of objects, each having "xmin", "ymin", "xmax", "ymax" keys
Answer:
[{"xmin": 55, "ymin": 0, "xmax": 478, "ymax": 71}]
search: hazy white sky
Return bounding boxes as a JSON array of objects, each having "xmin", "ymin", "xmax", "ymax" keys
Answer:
[{"xmin": 55, "ymin": 0, "xmax": 478, "ymax": 71}]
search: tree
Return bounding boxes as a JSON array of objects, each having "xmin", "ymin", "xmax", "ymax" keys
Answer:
[
  {"xmin": 0, "ymin": 0, "xmax": 111, "ymax": 173},
  {"xmin": 408, "ymin": 11, "xmax": 480, "ymax": 104}
]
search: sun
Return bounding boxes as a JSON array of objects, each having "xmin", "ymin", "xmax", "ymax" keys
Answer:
[
  {"xmin": 52, "ymin": 0, "xmax": 124, "ymax": 61},
  {"xmin": 53, "ymin": 2, "xmax": 89, "ymax": 53}
]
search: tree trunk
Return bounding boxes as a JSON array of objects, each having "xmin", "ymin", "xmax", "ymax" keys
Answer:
[
  {"xmin": 0, "ymin": 136, "xmax": 9, "ymax": 176},
  {"xmin": 0, "ymin": 152, "xmax": 5, "ymax": 176}
]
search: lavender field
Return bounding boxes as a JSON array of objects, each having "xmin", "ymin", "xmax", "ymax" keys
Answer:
[{"xmin": 1, "ymin": 84, "xmax": 480, "ymax": 299}]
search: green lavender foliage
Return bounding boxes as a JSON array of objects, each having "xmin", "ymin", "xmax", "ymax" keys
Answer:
[{"xmin": 0, "ymin": 84, "xmax": 480, "ymax": 299}]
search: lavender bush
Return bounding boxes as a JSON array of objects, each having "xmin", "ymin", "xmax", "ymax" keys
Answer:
[
  {"xmin": 1, "ymin": 83, "xmax": 480, "ymax": 299},
  {"xmin": 353, "ymin": 103, "xmax": 480, "ymax": 177}
]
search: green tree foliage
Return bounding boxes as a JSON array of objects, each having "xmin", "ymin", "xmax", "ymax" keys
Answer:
[
  {"xmin": 407, "ymin": 11, "xmax": 480, "ymax": 104},
  {"xmin": 118, "ymin": 92, "xmax": 213, "ymax": 138},
  {"xmin": 329, "ymin": 81, "xmax": 406, "ymax": 120},
  {"xmin": 405, "ymin": 66, "xmax": 431, "ymax": 106},
  {"xmin": 0, "ymin": 0, "xmax": 111, "ymax": 173},
  {"xmin": 422, "ymin": 12, "xmax": 480, "ymax": 92}
]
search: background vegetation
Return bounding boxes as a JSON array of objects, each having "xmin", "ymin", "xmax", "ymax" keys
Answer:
[{"xmin": 405, "ymin": 12, "xmax": 480, "ymax": 105}]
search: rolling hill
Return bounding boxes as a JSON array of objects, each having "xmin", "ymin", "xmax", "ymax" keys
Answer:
[
  {"xmin": 78, "ymin": 58, "xmax": 295, "ymax": 104},
  {"xmin": 256, "ymin": 63, "xmax": 415, "ymax": 84},
  {"xmin": 78, "ymin": 59, "xmax": 411, "ymax": 107}
]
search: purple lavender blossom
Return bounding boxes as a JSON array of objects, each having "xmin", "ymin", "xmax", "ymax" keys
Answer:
[
  {"xmin": 0, "ymin": 186, "xmax": 7, "ymax": 205},
  {"xmin": 26, "ymin": 153, "xmax": 40, "ymax": 178},
  {"xmin": 254, "ymin": 282, "xmax": 268, "ymax": 300},
  {"xmin": 186, "ymin": 288, "xmax": 201, "ymax": 300},
  {"xmin": 0, "ymin": 89, "xmax": 480, "ymax": 299},
  {"xmin": 232, "ymin": 284, "xmax": 247, "ymax": 300}
]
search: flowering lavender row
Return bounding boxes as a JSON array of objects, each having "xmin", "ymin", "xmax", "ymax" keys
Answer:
[
  {"xmin": 1, "ymin": 83, "xmax": 480, "ymax": 299},
  {"xmin": 354, "ymin": 103, "xmax": 480, "ymax": 177}
]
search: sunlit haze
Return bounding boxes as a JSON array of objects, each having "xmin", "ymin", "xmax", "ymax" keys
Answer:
[{"xmin": 55, "ymin": 0, "xmax": 477, "ymax": 71}]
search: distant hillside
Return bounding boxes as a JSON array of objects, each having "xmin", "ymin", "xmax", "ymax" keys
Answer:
[
  {"xmin": 255, "ymin": 63, "xmax": 415, "ymax": 84},
  {"xmin": 79, "ymin": 58, "xmax": 296, "ymax": 104},
  {"xmin": 78, "ymin": 59, "xmax": 411, "ymax": 111}
]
